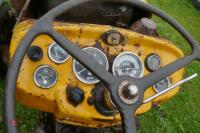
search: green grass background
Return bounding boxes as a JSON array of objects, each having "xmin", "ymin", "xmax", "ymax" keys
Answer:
[{"xmin": 1, "ymin": 0, "xmax": 200, "ymax": 132}]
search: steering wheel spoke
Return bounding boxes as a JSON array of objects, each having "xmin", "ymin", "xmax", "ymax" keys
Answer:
[{"xmin": 120, "ymin": 109, "xmax": 137, "ymax": 133}]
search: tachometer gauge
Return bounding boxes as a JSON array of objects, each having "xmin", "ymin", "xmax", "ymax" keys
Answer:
[
  {"xmin": 145, "ymin": 53, "xmax": 161, "ymax": 72},
  {"xmin": 34, "ymin": 65, "xmax": 57, "ymax": 89},
  {"xmin": 153, "ymin": 78, "xmax": 170, "ymax": 93},
  {"xmin": 112, "ymin": 52, "xmax": 144, "ymax": 78},
  {"xmin": 73, "ymin": 47, "xmax": 109, "ymax": 84},
  {"xmin": 48, "ymin": 42, "xmax": 69, "ymax": 64}
]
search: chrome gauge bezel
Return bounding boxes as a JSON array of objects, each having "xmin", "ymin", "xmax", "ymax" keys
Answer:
[
  {"xmin": 73, "ymin": 47, "xmax": 109, "ymax": 84},
  {"xmin": 153, "ymin": 77, "xmax": 171, "ymax": 93},
  {"xmin": 112, "ymin": 52, "xmax": 144, "ymax": 78},
  {"xmin": 34, "ymin": 65, "xmax": 58, "ymax": 89},
  {"xmin": 48, "ymin": 42, "xmax": 70, "ymax": 64}
]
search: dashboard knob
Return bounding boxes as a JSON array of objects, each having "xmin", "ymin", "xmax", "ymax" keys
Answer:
[
  {"xmin": 67, "ymin": 87, "xmax": 85, "ymax": 106},
  {"xmin": 27, "ymin": 46, "xmax": 43, "ymax": 61}
]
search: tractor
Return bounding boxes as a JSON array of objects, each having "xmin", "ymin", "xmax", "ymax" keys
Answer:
[{"xmin": 0, "ymin": 0, "xmax": 200, "ymax": 133}]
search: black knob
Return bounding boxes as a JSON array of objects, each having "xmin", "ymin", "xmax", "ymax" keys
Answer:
[
  {"xmin": 27, "ymin": 46, "xmax": 43, "ymax": 61},
  {"xmin": 67, "ymin": 87, "xmax": 85, "ymax": 106}
]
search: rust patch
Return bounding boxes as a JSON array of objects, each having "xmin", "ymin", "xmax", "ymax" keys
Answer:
[
  {"xmin": 92, "ymin": 118, "xmax": 113, "ymax": 123},
  {"xmin": 87, "ymin": 97, "xmax": 94, "ymax": 106},
  {"xmin": 78, "ymin": 28, "xmax": 83, "ymax": 39},
  {"xmin": 93, "ymin": 40, "xmax": 105, "ymax": 52},
  {"xmin": 138, "ymin": 51, "xmax": 142, "ymax": 57},
  {"xmin": 134, "ymin": 43, "xmax": 140, "ymax": 48},
  {"xmin": 107, "ymin": 54, "xmax": 116, "ymax": 73},
  {"xmin": 120, "ymin": 48, "xmax": 124, "ymax": 52},
  {"xmin": 168, "ymin": 76, "xmax": 174, "ymax": 84}
]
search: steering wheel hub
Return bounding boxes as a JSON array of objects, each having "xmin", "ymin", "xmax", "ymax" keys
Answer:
[{"xmin": 118, "ymin": 80, "xmax": 140, "ymax": 105}]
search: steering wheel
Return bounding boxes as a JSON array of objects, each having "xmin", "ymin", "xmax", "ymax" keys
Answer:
[{"xmin": 4, "ymin": 0, "xmax": 200, "ymax": 133}]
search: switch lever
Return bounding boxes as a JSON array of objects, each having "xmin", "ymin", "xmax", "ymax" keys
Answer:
[{"xmin": 143, "ymin": 73, "xmax": 198, "ymax": 104}]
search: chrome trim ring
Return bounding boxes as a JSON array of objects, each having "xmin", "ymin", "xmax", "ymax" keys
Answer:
[
  {"xmin": 73, "ymin": 47, "xmax": 109, "ymax": 84},
  {"xmin": 34, "ymin": 65, "xmax": 58, "ymax": 89},
  {"xmin": 48, "ymin": 42, "xmax": 70, "ymax": 64}
]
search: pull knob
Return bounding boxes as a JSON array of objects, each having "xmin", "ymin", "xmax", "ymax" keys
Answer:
[
  {"xmin": 27, "ymin": 46, "xmax": 43, "ymax": 61},
  {"xmin": 67, "ymin": 87, "xmax": 85, "ymax": 106}
]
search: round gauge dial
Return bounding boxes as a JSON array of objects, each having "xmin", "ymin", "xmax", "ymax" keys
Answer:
[
  {"xmin": 34, "ymin": 65, "xmax": 57, "ymax": 89},
  {"xmin": 112, "ymin": 52, "xmax": 144, "ymax": 78},
  {"xmin": 48, "ymin": 42, "xmax": 70, "ymax": 64},
  {"xmin": 145, "ymin": 53, "xmax": 161, "ymax": 72},
  {"xmin": 153, "ymin": 78, "xmax": 170, "ymax": 93},
  {"xmin": 73, "ymin": 47, "xmax": 109, "ymax": 84}
]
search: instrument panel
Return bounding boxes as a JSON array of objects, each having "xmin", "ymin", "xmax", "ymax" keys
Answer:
[{"xmin": 10, "ymin": 20, "xmax": 185, "ymax": 128}]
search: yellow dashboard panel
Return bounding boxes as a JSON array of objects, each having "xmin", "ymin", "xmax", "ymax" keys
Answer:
[{"xmin": 10, "ymin": 20, "xmax": 184, "ymax": 127}]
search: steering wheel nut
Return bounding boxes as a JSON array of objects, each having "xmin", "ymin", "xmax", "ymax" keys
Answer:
[{"xmin": 118, "ymin": 81, "xmax": 139, "ymax": 105}]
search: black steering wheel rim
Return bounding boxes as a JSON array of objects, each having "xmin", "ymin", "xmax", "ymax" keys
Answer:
[{"xmin": 4, "ymin": 0, "xmax": 200, "ymax": 133}]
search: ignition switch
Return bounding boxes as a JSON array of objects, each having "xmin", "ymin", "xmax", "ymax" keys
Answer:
[{"xmin": 101, "ymin": 30, "xmax": 125, "ymax": 46}]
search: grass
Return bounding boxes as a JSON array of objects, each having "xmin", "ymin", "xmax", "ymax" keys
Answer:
[
  {"xmin": 0, "ymin": 0, "xmax": 200, "ymax": 132},
  {"xmin": 139, "ymin": 0, "xmax": 200, "ymax": 133}
]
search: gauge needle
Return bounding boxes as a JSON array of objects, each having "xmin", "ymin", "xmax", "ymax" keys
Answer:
[
  {"xmin": 42, "ymin": 76, "xmax": 48, "ymax": 84},
  {"xmin": 55, "ymin": 51, "xmax": 60, "ymax": 58},
  {"xmin": 78, "ymin": 68, "xmax": 86, "ymax": 74},
  {"xmin": 152, "ymin": 60, "xmax": 156, "ymax": 68},
  {"xmin": 117, "ymin": 67, "xmax": 138, "ymax": 70},
  {"xmin": 93, "ymin": 53, "xmax": 97, "ymax": 57},
  {"xmin": 54, "ymin": 47, "xmax": 62, "ymax": 59}
]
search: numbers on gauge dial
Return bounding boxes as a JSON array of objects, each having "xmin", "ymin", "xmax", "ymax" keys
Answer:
[
  {"xmin": 73, "ymin": 47, "xmax": 109, "ymax": 84},
  {"xmin": 112, "ymin": 52, "xmax": 144, "ymax": 78}
]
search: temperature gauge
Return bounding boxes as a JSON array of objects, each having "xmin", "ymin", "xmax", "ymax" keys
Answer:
[{"xmin": 48, "ymin": 42, "xmax": 70, "ymax": 64}]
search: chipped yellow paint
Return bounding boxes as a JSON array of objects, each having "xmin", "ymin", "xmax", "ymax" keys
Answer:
[{"xmin": 10, "ymin": 20, "xmax": 184, "ymax": 128}]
